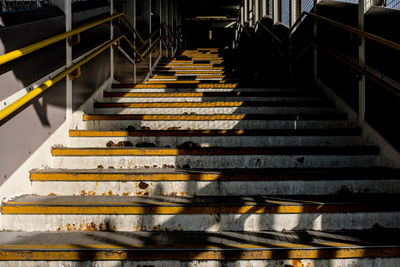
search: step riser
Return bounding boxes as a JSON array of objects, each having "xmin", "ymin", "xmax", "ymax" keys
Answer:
[
  {"xmin": 31, "ymin": 179, "xmax": 400, "ymax": 196},
  {"xmin": 93, "ymin": 107, "xmax": 336, "ymax": 115},
  {"xmin": 80, "ymin": 120, "xmax": 350, "ymax": 130},
  {"xmin": 148, "ymin": 78, "xmax": 224, "ymax": 81},
  {"xmin": 109, "ymin": 88, "xmax": 314, "ymax": 93},
  {"xmin": 69, "ymin": 136, "xmax": 362, "ymax": 147},
  {"xmin": 3, "ymin": 259, "xmax": 399, "ymax": 267},
  {"xmin": 103, "ymin": 97, "xmax": 324, "ymax": 102},
  {"xmin": 2, "ymin": 212, "xmax": 399, "ymax": 231},
  {"xmin": 51, "ymin": 155, "xmax": 376, "ymax": 169}
]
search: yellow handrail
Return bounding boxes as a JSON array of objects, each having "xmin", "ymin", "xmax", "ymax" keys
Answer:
[
  {"xmin": 0, "ymin": 35, "xmax": 122, "ymax": 122},
  {"xmin": 0, "ymin": 12, "xmax": 124, "ymax": 66},
  {"xmin": 0, "ymin": 29, "xmax": 175, "ymax": 123},
  {"xmin": 0, "ymin": 12, "xmax": 167, "ymax": 66},
  {"xmin": 0, "ymin": 11, "xmax": 176, "ymax": 123}
]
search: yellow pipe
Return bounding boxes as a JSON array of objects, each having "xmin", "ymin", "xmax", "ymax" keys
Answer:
[
  {"xmin": 0, "ymin": 28, "xmax": 175, "ymax": 123},
  {"xmin": 120, "ymin": 36, "xmax": 145, "ymax": 62},
  {"xmin": 0, "ymin": 36, "xmax": 123, "ymax": 122},
  {"xmin": 0, "ymin": 13, "xmax": 124, "ymax": 66}
]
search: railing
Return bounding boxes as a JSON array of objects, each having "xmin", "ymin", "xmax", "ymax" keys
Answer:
[
  {"xmin": 251, "ymin": 11, "xmax": 400, "ymax": 96},
  {"xmin": 0, "ymin": 12, "xmax": 177, "ymax": 122}
]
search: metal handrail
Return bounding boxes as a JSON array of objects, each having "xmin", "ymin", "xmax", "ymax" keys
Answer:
[
  {"xmin": 0, "ymin": 26, "xmax": 175, "ymax": 123},
  {"xmin": 0, "ymin": 36, "xmax": 121, "ymax": 122},
  {"xmin": 255, "ymin": 11, "xmax": 400, "ymax": 53},
  {"xmin": 305, "ymin": 12, "xmax": 400, "ymax": 52},
  {"xmin": 249, "ymin": 11, "xmax": 400, "ymax": 97},
  {"xmin": 256, "ymin": 21, "xmax": 282, "ymax": 44},
  {"xmin": 0, "ymin": 12, "xmax": 124, "ymax": 66},
  {"xmin": 0, "ymin": 12, "xmax": 167, "ymax": 66}
]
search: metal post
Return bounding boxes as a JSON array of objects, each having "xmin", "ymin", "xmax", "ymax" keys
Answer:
[
  {"xmin": 174, "ymin": 0, "xmax": 178, "ymax": 54},
  {"xmin": 165, "ymin": 0, "xmax": 169, "ymax": 58},
  {"xmin": 149, "ymin": 0, "xmax": 152, "ymax": 75},
  {"xmin": 64, "ymin": 0, "xmax": 72, "ymax": 125},
  {"xmin": 249, "ymin": 0, "xmax": 253, "ymax": 26},
  {"xmin": 240, "ymin": 6, "xmax": 244, "ymax": 25},
  {"xmin": 133, "ymin": 0, "xmax": 137, "ymax": 83},
  {"xmin": 244, "ymin": 0, "xmax": 249, "ymax": 24},
  {"xmin": 261, "ymin": 0, "xmax": 267, "ymax": 17},
  {"xmin": 159, "ymin": 0, "xmax": 162, "ymax": 57},
  {"xmin": 313, "ymin": 0, "xmax": 319, "ymax": 81},
  {"xmin": 170, "ymin": 0, "xmax": 174, "ymax": 56},
  {"xmin": 273, "ymin": 0, "xmax": 280, "ymax": 23},
  {"xmin": 255, "ymin": 0, "xmax": 260, "ymax": 24},
  {"xmin": 110, "ymin": 0, "xmax": 114, "ymax": 82},
  {"xmin": 291, "ymin": 0, "xmax": 301, "ymax": 26},
  {"xmin": 358, "ymin": 0, "xmax": 372, "ymax": 123}
]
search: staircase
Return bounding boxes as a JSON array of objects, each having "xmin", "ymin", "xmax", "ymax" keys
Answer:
[{"xmin": 1, "ymin": 48, "xmax": 400, "ymax": 266}]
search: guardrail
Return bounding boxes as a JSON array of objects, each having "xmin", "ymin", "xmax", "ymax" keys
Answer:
[
  {"xmin": 0, "ymin": 12, "xmax": 177, "ymax": 123},
  {"xmin": 251, "ymin": 11, "xmax": 400, "ymax": 96}
]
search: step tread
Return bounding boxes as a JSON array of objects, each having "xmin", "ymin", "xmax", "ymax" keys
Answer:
[
  {"xmin": 0, "ymin": 230, "xmax": 399, "ymax": 260},
  {"xmin": 50, "ymin": 146, "xmax": 380, "ymax": 156},
  {"xmin": 3, "ymin": 194, "xmax": 400, "ymax": 214},
  {"xmin": 69, "ymin": 129, "xmax": 362, "ymax": 137},
  {"xmin": 103, "ymin": 91, "xmax": 323, "ymax": 97},
  {"xmin": 111, "ymin": 84, "xmax": 240, "ymax": 89},
  {"xmin": 94, "ymin": 101, "xmax": 333, "ymax": 108},
  {"xmin": 29, "ymin": 167, "xmax": 400, "ymax": 181},
  {"xmin": 0, "ymin": 229, "xmax": 399, "ymax": 248},
  {"xmin": 82, "ymin": 113, "xmax": 348, "ymax": 121}
]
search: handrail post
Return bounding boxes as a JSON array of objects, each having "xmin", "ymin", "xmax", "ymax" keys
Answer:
[
  {"xmin": 255, "ymin": 0, "xmax": 260, "ymax": 25},
  {"xmin": 273, "ymin": 0, "xmax": 280, "ymax": 24},
  {"xmin": 165, "ymin": 0, "xmax": 169, "ymax": 58},
  {"xmin": 149, "ymin": 0, "xmax": 152, "ymax": 77},
  {"xmin": 65, "ymin": 0, "xmax": 72, "ymax": 127},
  {"xmin": 52, "ymin": 0, "xmax": 73, "ymax": 126},
  {"xmin": 170, "ymin": 0, "xmax": 174, "ymax": 56},
  {"xmin": 133, "ymin": 0, "xmax": 137, "ymax": 83},
  {"xmin": 244, "ymin": 0, "xmax": 249, "ymax": 24},
  {"xmin": 313, "ymin": 0, "xmax": 320, "ymax": 82},
  {"xmin": 289, "ymin": 0, "xmax": 301, "ymax": 85},
  {"xmin": 290, "ymin": 0, "xmax": 301, "ymax": 27},
  {"xmin": 110, "ymin": 0, "xmax": 114, "ymax": 83},
  {"xmin": 159, "ymin": 0, "xmax": 162, "ymax": 58},
  {"xmin": 358, "ymin": 0, "xmax": 372, "ymax": 123}
]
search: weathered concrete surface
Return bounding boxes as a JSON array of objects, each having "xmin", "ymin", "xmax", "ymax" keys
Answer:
[
  {"xmin": 69, "ymin": 135, "xmax": 362, "ymax": 148},
  {"xmin": 31, "ymin": 179, "xmax": 400, "ymax": 196},
  {"xmin": 50, "ymin": 154, "xmax": 377, "ymax": 169},
  {"xmin": 93, "ymin": 106, "xmax": 335, "ymax": 115},
  {"xmin": 2, "ymin": 259, "xmax": 400, "ymax": 267},
  {"xmin": 80, "ymin": 119, "xmax": 351, "ymax": 131}
]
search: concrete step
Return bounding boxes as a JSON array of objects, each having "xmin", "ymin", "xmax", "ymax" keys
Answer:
[
  {"xmin": 93, "ymin": 101, "xmax": 336, "ymax": 114},
  {"xmin": 111, "ymin": 84, "xmax": 312, "ymax": 92},
  {"xmin": 2, "ymin": 194, "xmax": 399, "ymax": 231},
  {"xmin": 49, "ymin": 146, "xmax": 378, "ymax": 169},
  {"xmin": 103, "ymin": 95, "xmax": 326, "ymax": 103},
  {"xmin": 68, "ymin": 129, "xmax": 362, "ymax": 147},
  {"xmin": 149, "ymin": 75, "xmax": 226, "ymax": 81},
  {"xmin": 79, "ymin": 113, "xmax": 350, "ymax": 130},
  {"xmin": 29, "ymin": 168, "xmax": 400, "ymax": 196},
  {"xmin": 104, "ymin": 91, "xmax": 323, "ymax": 97},
  {"xmin": 144, "ymin": 80, "xmax": 232, "ymax": 85},
  {"xmin": 111, "ymin": 83, "xmax": 240, "ymax": 89},
  {"xmin": 0, "ymin": 230, "xmax": 399, "ymax": 263},
  {"xmin": 153, "ymin": 71, "xmax": 226, "ymax": 75}
]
